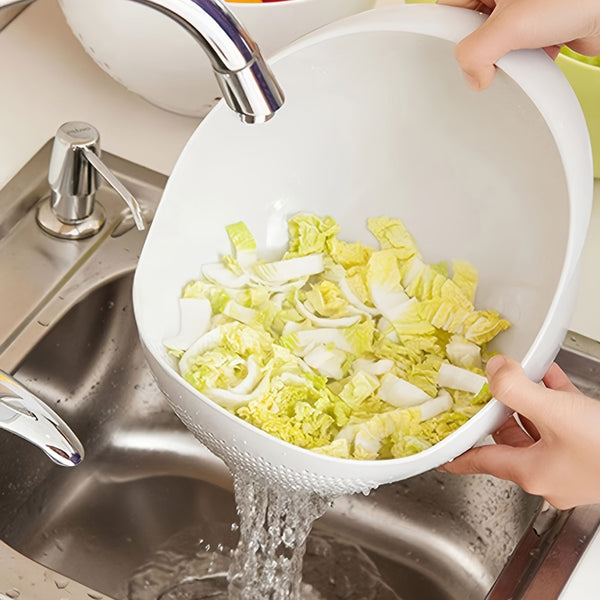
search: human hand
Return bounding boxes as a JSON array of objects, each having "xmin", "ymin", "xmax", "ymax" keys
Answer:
[
  {"xmin": 438, "ymin": 354, "xmax": 600, "ymax": 510},
  {"xmin": 436, "ymin": 0, "xmax": 600, "ymax": 89}
]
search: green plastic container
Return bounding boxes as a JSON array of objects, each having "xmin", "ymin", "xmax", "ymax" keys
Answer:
[{"xmin": 556, "ymin": 50, "xmax": 600, "ymax": 178}]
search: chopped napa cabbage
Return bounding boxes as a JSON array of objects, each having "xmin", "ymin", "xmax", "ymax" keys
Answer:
[
  {"xmin": 303, "ymin": 345, "xmax": 347, "ymax": 380},
  {"xmin": 225, "ymin": 221, "xmax": 257, "ymax": 268},
  {"xmin": 168, "ymin": 214, "xmax": 511, "ymax": 460},
  {"xmin": 344, "ymin": 266, "xmax": 371, "ymax": 306},
  {"xmin": 178, "ymin": 327, "xmax": 224, "ymax": 378},
  {"xmin": 452, "ymin": 260, "xmax": 478, "ymax": 302},
  {"xmin": 335, "ymin": 389, "xmax": 452, "ymax": 460},
  {"xmin": 235, "ymin": 373, "xmax": 344, "ymax": 449},
  {"xmin": 280, "ymin": 320, "xmax": 374, "ymax": 357},
  {"xmin": 183, "ymin": 347, "xmax": 245, "ymax": 391},
  {"xmin": 253, "ymin": 253, "xmax": 324, "ymax": 284},
  {"xmin": 366, "ymin": 250, "xmax": 410, "ymax": 321},
  {"xmin": 327, "ymin": 237, "xmax": 373, "ymax": 268},
  {"xmin": 437, "ymin": 362, "xmax": 487, "ymax": 394},
  {"xmin": 286, "ymin": 214, "xmax": 339, "ymax": 257},
  {"xmin": 295, "ymin": 293, "xmax": 361, "ymax": 328},
  {"xmin": 462, "ymin": 310, "xmax": 511, "ymax": 345},
  {"xmin": 325, "ymin": 264, "xmax": 379, "ymax": 317},
  {"xmin": 303, "ymin": 280, "xmax": 356, "ymax": 319},
  {"xmin": 230, "ymin": 356, "xmax": 262, "ymax": 394},
  {"xmin": 403, "ymin": 261, "xmax": 446, "ymax": 300},
  {"xmin": 378, "ymin": 373, "xmax": 431, "ymax": 407},
  {"xmin": 203, "ymin": 373, "xmax": 270, "ymax": 411},
  {"xmin": 339, "ymin": 371, "xmax": 380, "ymax": 409},
  {"xmin": 472, "ymin": 382, "xmax": 492, "ymax": 405},
  {"xmin": 405, "ymin": 354, "xmax": 442, "ymax": 397},
  {"xmin": 182, "ymin": 280, "xmax": 231, "ymax": 314},
  {"xmin": 163, "ymin": 297, "xmax": 212, "ymax": 351},
  {"xmin": 390, "ymin": 403, "xmax": 468, "ymax": 457},
  {"xmin": 367, "ymin": 216, "xmax": 421, "ymax": 260},
  {"xmin": 351, "ymin": 358, "xmax": 394, "ymax": 376},
  {"xmin": 311, "ymin": 438, "xmax": 351, "ymax": 458},
  {"xmin": 201, "ymin": 262, "xmax": 249, "ymax": 288},
  {"xmin": 345, "ymin": 319, "xmax": 376, "ymax": 355},
  {"xmin": 280, "ymin": 328, "xmax": 355, "ymax": 355},
  {"xmin": 392, "ymin": 298, "xmax": 436, "ymax": 336},
  {"xmin": 445, "ymin": 335, "xmax": 482, "ymax": 369},
  {"xmin": 223, "ymin": 300, "xmax": 260, "ymax": 325},
  {"xmin": 417, "ymin": 389, "xmax": 453, "ymax": 421}
]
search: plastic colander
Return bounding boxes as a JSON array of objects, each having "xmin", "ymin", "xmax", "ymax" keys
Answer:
[{"xmin": 133, "ymin": 4, "xmax": 593, "ymax": 497}]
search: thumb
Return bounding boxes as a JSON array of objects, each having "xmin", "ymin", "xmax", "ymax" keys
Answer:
[
  {"xmin": 542, "ymin": 362, "xmax": 582, "ymax": 394},
  {"xmin": 485, "ymin": 354, "xmax": 549, "ymax": 423}
]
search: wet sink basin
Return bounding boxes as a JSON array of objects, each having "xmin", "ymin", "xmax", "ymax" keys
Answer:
[
  {"xmin": 0, "ymin": 273, "xmax": 540, "ymax": 600},
  {"xmin": 0, "ymin": 138, "xmax": 599, "ymax": 600}
]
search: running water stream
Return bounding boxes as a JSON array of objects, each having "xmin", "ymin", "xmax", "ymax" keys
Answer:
[
  {"xmin": 128, "ymin": 465, "xmax": 401, "ymax": 600},
  {"xmin": 227, "ymin": 469, "xmax": 329, "ymax": 600}
]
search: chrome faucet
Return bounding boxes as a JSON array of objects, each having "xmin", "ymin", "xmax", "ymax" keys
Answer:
[
  {"xmin": 0, "ymin": 0, "xmax": 284, "ymax": 467},
  {"xmin": 0, "ymin": 0, "xmax": 287, "ymax": 234},
  {"xmin": 0, "ymin": 370, "xmax": 84, "ymax": 467},
  {"xmin": 0, "ymin": 0, "xmax": 285, "ymax": 124}
]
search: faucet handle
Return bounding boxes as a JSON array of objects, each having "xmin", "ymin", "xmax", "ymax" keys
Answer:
[{"xmin": 37, "ymin": 121, "xmax": 145, "ymax": 239}]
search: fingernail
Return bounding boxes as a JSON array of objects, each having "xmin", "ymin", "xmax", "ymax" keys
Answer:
[{"xmin": 486, "ymin": 354, "xmax": 506, "ymax": 378}]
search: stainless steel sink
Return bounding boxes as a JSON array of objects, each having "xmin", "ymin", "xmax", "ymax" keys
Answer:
[{"xmin": 0, "ymin": 137, "xmax": 599, "ymax": 600}]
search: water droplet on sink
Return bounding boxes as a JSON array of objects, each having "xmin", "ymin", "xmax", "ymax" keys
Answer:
[
  {"xmin": 87, "ymin": 593, "xmax": 103, "ymax": 600},
  {"xmin": 5, "ymin": 589, "xmax": 20, "ymax": 599},
  {"xmin": 54, "ymin": 579, "xmax": 69, "ymax": 590}
]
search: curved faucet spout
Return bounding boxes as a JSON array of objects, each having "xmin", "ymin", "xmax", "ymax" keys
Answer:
[
  {"xmin": 0, "ymin": 0, "xmax": 284, "ymax": 123},
  {"xmin": 0, "ymin": 371, "xmax": 84, "ymax": 467},
  {"xmin": 131, "ymin": 0, "xmax": 284, "ymax": 122}
]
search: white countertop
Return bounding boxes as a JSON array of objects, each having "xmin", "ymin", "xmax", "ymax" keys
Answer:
[{"xmin": 1, "ymin": 0, "xmax": 599, "ymax": 597}]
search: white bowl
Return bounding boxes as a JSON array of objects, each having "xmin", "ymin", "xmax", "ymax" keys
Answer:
[
  {"xmin": 133, "ymin": 4, "xmax": 593, "ymax": 494},
  {"xmin": 58, "ymin": 0, "xmax": 376, "ymax": 117}
]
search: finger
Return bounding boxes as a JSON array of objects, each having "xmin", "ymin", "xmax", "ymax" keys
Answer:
[
  {"xmin": 453, "ymin": 8, "xmax": 524, "ymax": 89},
  {"xmin": 436, "ymin": 0, "xmax": 480, "ymax": 7},
  {"xmin": 453, "ymin": 0, "xmax": 580, "ymax": 90},
  {"xmin": 438, "ymin": 444, "xmax": 529, "ymax": 483},
  {"xmin": 544, "ymin": 45, "xmax": 562, "ymax": 60},
  {"xmin": 568, "ymin": 38, "xmax": 600, "ymax": 57},
  {"xmin": 437, "ymin": 0, "xmax": 494, "ymax": 11},
  {"xmin": 517, "ymin": 414, "xmax": 541, "ymax": 441},
  {"xmin": 485, "ymin": 355, "xmax": 550, "ymax": 423},
  {"xmin": 542, "ymin": 362, "xmax": 581, "ymax": 394},
  {"xmin": 492, "ymin": 415, "xmax": 535, "ymax": 447}
]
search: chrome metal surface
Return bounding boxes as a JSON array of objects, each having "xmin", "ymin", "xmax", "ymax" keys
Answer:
[
  {"xmin": 83, "ymin": 145, "xmax": 145, "ymax": 230},
  {"xmin": 0, "ymin": 138, "xmax": 164, "ymax": 375},
  {"xmin": 0, "ymin": 539, "xmax": 113, "ymax": 600},
  {"xmin": 0, "ymin": 0, "xmax": 284, "ymax": 123},
  {"xmin": 0, "ymin": 0, "xmax": 31, "ymax": 6},
  {"xmin": 47, "ymin": 121, "xmax": 101, "ymax": 224},
  {"xmin": 0, "ymin": 272, "xmax": 542, "ymax": 600},
  {"xmin": 0, "ymin": 369, "xmax": 83, "ymax": 467},
  {"xmin": 0, "ymin": 0, "xmax": 30, "ymax": 31},
  {"xmin": 40, "ymin": 121, "xmax": 144, "ymax": 239},
  {"xmin": 36, "ymin": 196, "xmax": 106, "ymax": 240},
  {"xmin": 0, "ymin": 140, "xmax": 599, "ymax": 599}
]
